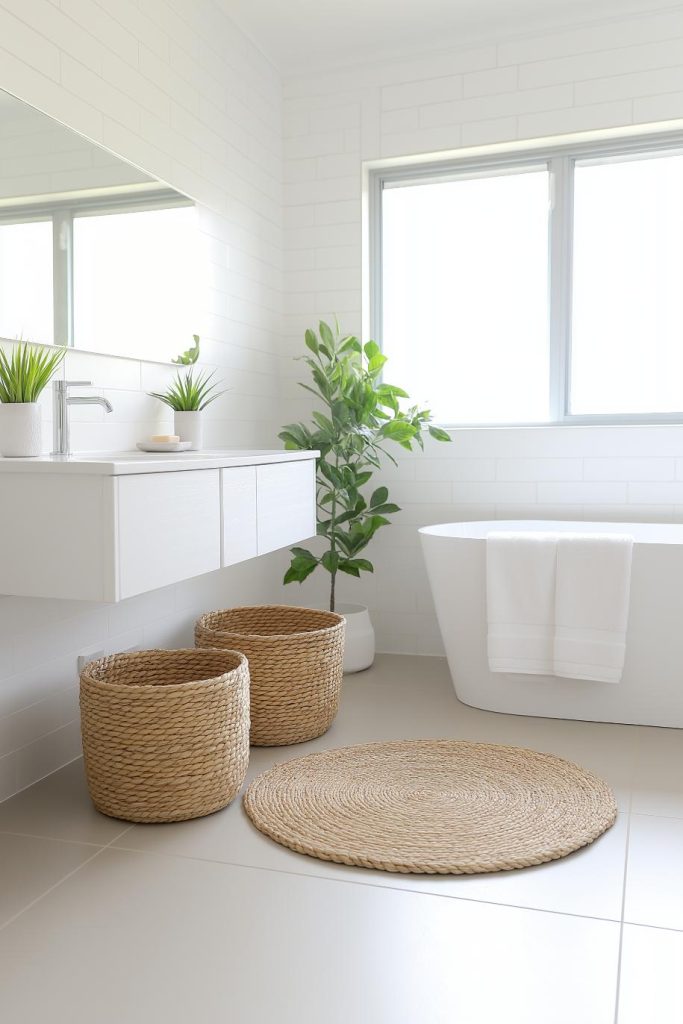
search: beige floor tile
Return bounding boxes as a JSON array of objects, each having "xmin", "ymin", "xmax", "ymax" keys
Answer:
[
  {"xmin": 631, "ymin": 726, "xmax": 683, "ymax": 818},
  {"xmin": 114, "ymin": 787, "xmax": 629, "ymax": 922},
  {"xmin": 624, "ymin": 814, "xmax": 683, "ymax": 930},
  {"xmin": 0, "ymin": 848, "xmax": 620, "ymax": 1024},
  {"xmin": 618, "ymin": 924, "xmax": 683, "ymax": 1023},
  {"xmin": 0, "ymin": 833, "xmax": 97, "ymax": 927},
  {"xmin": 0, "ymin": 759, "xmax": 131, "ymax": 845}
]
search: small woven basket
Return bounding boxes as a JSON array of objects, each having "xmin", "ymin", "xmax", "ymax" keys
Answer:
[
  {"xmin": 80, "ymin": 648, "xmax": 250, "ymax": 823},
  {"xmin": 195, "ymin": 605, "xmax": 345, "ymax": 746}
]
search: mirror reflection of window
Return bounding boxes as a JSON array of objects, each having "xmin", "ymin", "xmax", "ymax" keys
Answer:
[
  {"xmin": 73, "ymin": 204, "xmax": 199, "ymax": 363},
  {"xmin": 0, "ymin": 219, "xmax": 53, "ymax": 344}
]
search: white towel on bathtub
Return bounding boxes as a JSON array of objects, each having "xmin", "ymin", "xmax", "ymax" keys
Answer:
[
  {"xmin": 486, "ymin": 532, "xmax": 558, "ymax": 675},
  {"xmin": 553, "ymin": 533, "xmax": 633, "ymax": 684}
]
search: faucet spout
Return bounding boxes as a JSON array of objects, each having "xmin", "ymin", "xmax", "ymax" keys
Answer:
[
  {"xmin": 52, "ymin": 380, "xmax": 114, "ymax": 456},
  {"xmin": 68, "ymin": 395, "xmax": 114, "ymax": 413}
]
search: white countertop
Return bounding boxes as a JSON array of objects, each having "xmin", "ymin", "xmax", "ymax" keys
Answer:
[{"xmin": 0, "ymin": 449, "xmax": 319, "ymax": 476}]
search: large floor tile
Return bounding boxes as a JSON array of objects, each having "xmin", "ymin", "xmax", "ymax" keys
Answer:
[
  {"xmin": 618, "ymin": 924, "xmax": 683, "ymax": 1023},
  {"xmin": 0, "ymin": 848, "xmax": 620, "ymax": 1024},
  {"xmin": 0, "ymin": 759, "xmax": 131, "ymax": 845},
  {"xmin": 0, "ymin": 832, "xmax": 97, "ymax": 927},
  {"xmin": 624, "ymin": 814, "xmax": 683, "ymax": 930},
  {"xmin": 631, "ymin": 726, "xmax": 683, "ymax": 818},
  {"xmin": 114, "ymin": 787, "xmax": 628, "ymax": 922}
]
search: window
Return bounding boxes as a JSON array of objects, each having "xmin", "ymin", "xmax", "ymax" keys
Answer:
[
  {"xmin": 0, "ymin": 192, "xmax": 196, "ymax": 362},
  {"xmin": 373, "ymin": 135, "xmax": 683, "ymax": 424},
  {"xmin": 0, "ymin": 219, "xmax": 53, "ymax": 344}
]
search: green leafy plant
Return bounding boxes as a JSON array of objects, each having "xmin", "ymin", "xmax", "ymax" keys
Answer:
[
  {"xmin": 172, "ymin": 334, "xmax": 200, "ymax": 365},
  {"xmin": 279, "ymin": 321, "xmax": 451, "ymax": 611},
  {"xmin": 149, "ymin": 368, "xmax": 227, "ymax": 411},
  {"xmin": 0, "ymin": 341, "xmax": 66, "ymax": 404}
]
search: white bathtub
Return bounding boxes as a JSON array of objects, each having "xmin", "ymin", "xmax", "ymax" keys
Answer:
[{"xmin": 420, "ymin": 520, "xmax": 683, "ymax": 728}]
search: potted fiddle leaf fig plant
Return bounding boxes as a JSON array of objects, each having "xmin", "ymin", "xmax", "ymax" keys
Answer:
[
  {"xmin": 0, "ymin": 341, "xmax": 66, "ymax": 457},
  {"xmin": 149, "ymin": 368, "xmax": 227, "ymax": 451},
  {"xmin": 279, "ymin": 320, "xmax": 451, "ymax": 672}
]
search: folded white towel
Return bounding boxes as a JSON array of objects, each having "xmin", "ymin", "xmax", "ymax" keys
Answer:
[
  {"xmin": 553, "ymin": 534, "xmax": 633, "ymax": 684},
  {"xmin": 486, "ymin": 532, "xmax": 558, "ymax": 675}
]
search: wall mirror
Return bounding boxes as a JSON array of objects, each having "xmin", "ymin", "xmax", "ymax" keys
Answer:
[{"xmin": 0, "ymin": 88, "xmax": 198, "ymax": 363}]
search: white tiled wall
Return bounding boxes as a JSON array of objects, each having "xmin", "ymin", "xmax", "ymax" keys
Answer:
[
  {"xmin": 279, "ymin": 6, "xmax": 683, "ymax": 654},
  {"xmin": 0, "ymin": 0, "xmax": 285, "ymax": 799}
]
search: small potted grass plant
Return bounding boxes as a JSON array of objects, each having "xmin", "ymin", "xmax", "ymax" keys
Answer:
[
  {"xmin": 0, "ymin": 341, "xmax": 66, "ymax": 457},
  {"xmin": 149, "ymin": 368, "xmax": 226, "ymax": 451}
]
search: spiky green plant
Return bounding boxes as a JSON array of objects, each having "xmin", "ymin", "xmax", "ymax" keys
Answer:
[
  {"xmin": 149, "ymin": 368, "xmax": 226, "ymax": 411},
  {"xmin": 280, "ymin": 321, "xmax": 451, "ymax": 611},
  {"xmin": 0, "ymin": 342, "xmax": 67, "ymax": 404},
  {"xmin": 172, "ymin": 334, "xmax": 200, "ymax": 365}
]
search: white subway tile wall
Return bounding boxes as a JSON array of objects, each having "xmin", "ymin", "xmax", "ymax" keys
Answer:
[
  {"xmin": 277, "ymin": 7, "xmax": 683, "ymax": 654},
  {"xmin": 0, "ymin": 0, "xmax": 285, "ymax": 799},
  {"xmin": 4, "ymin": 1, "xmax": 683, "ymax": 798}
]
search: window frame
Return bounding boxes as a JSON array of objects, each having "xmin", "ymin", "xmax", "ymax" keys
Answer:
[
  {"xmin": 368, "ymin": 129, "xmax": 683, "ymax": 427},
  {"xmin": 0, "ymin": 187, "xmax": 193, "ymax": 351}
]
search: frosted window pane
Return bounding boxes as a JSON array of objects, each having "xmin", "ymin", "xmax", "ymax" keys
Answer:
[
  {"xmin": 0, "ymin": 220, "xmax": 53, "ymax": 344},
  {"xmin": 382, "ymin": 170, "xmax": 550, "ymax": 424},
  {"xmin": 571, "ymin": 153, "xmax": 683, "ymax": 414},
  {"xmin": 73, "ymin": 206, "xmax": 199, "ymax": 362}
]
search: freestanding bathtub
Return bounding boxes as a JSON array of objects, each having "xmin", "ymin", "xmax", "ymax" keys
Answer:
[{"xmin": 420, "ymin": 520, "xmax": 683, "ymax": 728}]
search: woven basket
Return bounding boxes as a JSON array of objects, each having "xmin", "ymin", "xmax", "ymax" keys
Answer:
[
  {"xmin": 80, "ymin": 648, "xmax": 250, "ymax": 823},
  {"xmin": 195, "ymin": 605, "xmax": 345, "ymax": 746}
]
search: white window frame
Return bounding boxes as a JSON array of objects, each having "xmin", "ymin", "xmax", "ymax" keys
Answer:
[
  {"xmin": 368, "ymin": 129, "xmax": 683, "ymax": 427},
  {"xmin": 0, "ymin": 187, "xmax": 192, "ymax": 349}
]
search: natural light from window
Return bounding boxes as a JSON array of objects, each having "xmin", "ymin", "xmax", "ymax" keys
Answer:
[
  {"xmin": 73, "ymin": 205, "xmax": 199, "ymax": 362},
  {"xmin": 382, "ymin": 169, "xmax": 550, "ymax": 424},
  {"xmin": 0, "ymin": 220, "xmax": 53, "ymax": 345},
  {"xmin": 571, "ymin": 151, "xmax": 683, "ymax": 415}
]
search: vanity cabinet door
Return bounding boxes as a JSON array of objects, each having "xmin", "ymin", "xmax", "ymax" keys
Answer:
[
  {"xmin": 116, "ymin": 470, "xmax": 221, "ymax": 599},
  {"xmin": 256, "ymin": 460, "xmax": 316, "ymax": 555},
  {"xmin": 221, "ymin": 467, "xmax": 257, "ymax": 566}
]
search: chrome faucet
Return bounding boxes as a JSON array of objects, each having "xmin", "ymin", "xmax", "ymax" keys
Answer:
[{"xmin": 52, "ymin": 380, "xmax": 114, "ymax": 456}]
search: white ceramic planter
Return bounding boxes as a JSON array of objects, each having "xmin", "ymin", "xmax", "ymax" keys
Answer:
[
  {"xmin": 338, "ymin": 602, "xmax": 375, "ymax": 674},
  {"xmin": 0, "ymin": 402, "xmax": 42, "ymax": 457},
  {"xmin": 174, "ymin": 410, "xmax": 203, "ymax": 451}
]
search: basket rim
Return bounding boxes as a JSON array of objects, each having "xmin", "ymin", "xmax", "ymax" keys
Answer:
[
  {"xmin": 196, "ymin": 604, "xmax": 345, "ymax": 641},
  {"xmin": 80, "ymin": 647, "xmax": 248, "ymax": 694}
]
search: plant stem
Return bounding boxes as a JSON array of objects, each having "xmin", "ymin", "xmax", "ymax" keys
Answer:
[{"xmin": 329, "ymin": 450, "xmax": 339, "ymax": 612}]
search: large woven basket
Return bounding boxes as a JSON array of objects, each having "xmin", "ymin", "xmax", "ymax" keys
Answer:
[
  {"xmin": 195, "ymin": 605, "xmax": 345, "ymax": 746},
  {"xmin": 80, "ymin": 648, "xmax": 250, "ymax": 823}
]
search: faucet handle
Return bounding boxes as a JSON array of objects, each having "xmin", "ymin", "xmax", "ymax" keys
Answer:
[{"xmin": 54, "ymin": 379, "xmax": 92, "ymax": 391}]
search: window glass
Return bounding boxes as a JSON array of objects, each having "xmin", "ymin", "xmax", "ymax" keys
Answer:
[
  {"xmin": 382, "ymin": 168, "xmax": 550, "ymax": 424},
  {"xmin": 571, "ymin": 151, "xmax": 683, "ymax": 414},
  {"xmin": 0, "ymin": 219, "xmax": 53, "ymax": 344},
  {"xmin": 73, "ymin": 205, "xmax": 199, "ymax": 362}
]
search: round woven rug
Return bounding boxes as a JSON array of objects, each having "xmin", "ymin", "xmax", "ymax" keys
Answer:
[{"xmin": 243, "ymin": 739, "xmax": 617, "ymax": 874}]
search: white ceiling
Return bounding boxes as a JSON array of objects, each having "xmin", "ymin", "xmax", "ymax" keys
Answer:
[{"xmin": 225, "ymin": 0, "xmax": 668, "ymax": 74}]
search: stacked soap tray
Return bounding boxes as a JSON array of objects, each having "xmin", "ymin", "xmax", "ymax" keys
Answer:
[{"xmin": 137, "ymin": 434, "xmax": 191, "ymax": 453}]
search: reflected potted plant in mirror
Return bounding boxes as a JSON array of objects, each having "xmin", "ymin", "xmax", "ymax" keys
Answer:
[
  {"xmin": 279, "ymin": 321, "xmax": 451, "ymax": 673},
  {"xmin": 0, "ymin": 341, "xmax": 66, "ymax": 457},
  {"xmin": 149, "ymin": 367, "xmax": 227, "ymax": 451}
]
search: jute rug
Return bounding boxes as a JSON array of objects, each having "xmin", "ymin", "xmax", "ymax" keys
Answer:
[{"xmin": 243, "ymin": 739, "xmax": 617, "ymax": 874}]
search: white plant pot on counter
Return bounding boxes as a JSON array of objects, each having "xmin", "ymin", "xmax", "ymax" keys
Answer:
[
  {"xmin": 174, "ymin": 410, "xmax": 203, "ymax": 451},
  {"xmin": 0, "ymin": 402, "xmax": 42, "ymax": 457},
  {"xmin": 338, "ymin": 602, "xmax": 375, "ymax": 674}
]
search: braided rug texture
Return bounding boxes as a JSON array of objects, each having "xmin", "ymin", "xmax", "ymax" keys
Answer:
[
  {"xmin": 80, "ymin": 648, "xmax": 250, "ymax": 823},
  {"xmin": 195, "ymin": 606, "xmax": 345, "ymax": 746},
  {"xmin": 243, "ymin": 739, "xmax": 617, "ymax": 874}
]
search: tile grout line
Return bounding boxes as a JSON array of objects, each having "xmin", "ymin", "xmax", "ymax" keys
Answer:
[
  {"xmin": 613, "ymin": 778, "xmax": 635, "ymax": 1023},
  {"xmin": 0, "ymin": 824, "xmax": 135, "ymax": 936},
  {"xmin": 108, "ymin": 837, "xmax": 626, "ymax": 927}
]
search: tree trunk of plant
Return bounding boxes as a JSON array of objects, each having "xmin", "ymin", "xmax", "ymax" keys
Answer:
[{"xmin": 330, "ymin": 570, "xmax": 336, "ymax": 612}]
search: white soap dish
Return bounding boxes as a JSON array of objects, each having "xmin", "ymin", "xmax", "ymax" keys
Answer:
[{"xmin": 136, "ymin": 441, "xmax": 193, "ymax": 453}]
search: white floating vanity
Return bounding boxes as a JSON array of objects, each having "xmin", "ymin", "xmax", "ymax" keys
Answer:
[{"xmin": 0, "ymin": 450, "xmax": 318, "ymax": 602}]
